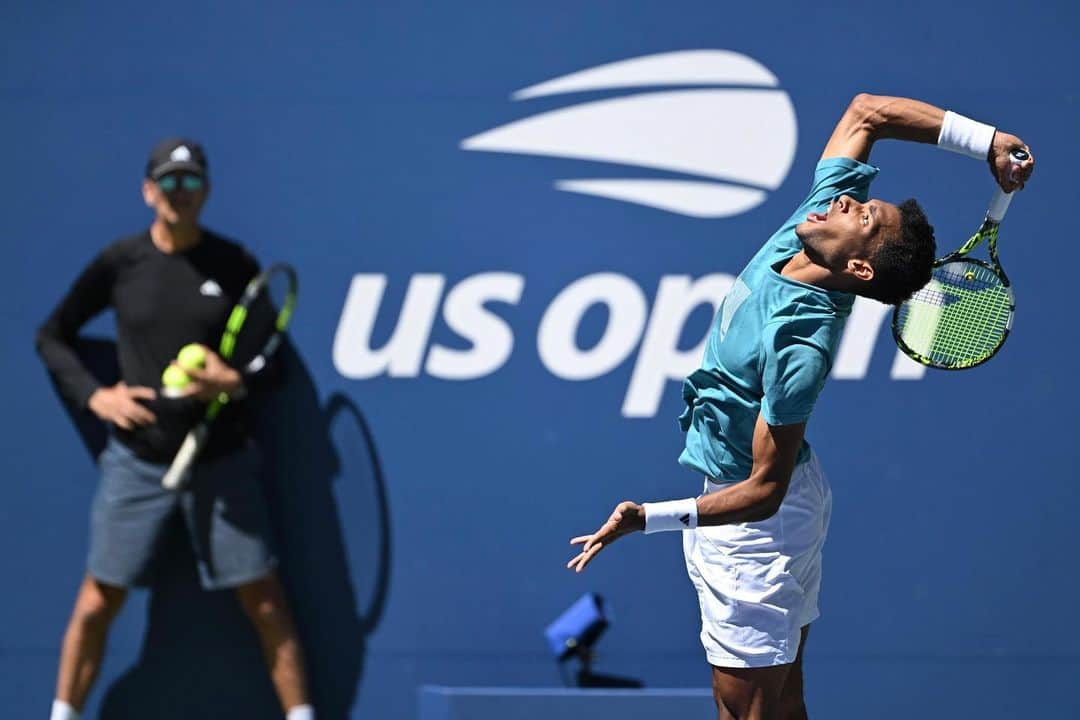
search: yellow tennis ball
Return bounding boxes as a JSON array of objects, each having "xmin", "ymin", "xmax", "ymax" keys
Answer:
[
  {"xmin": 162, "ymin": 364, "xmax": 191, "ymax": 392},
  {"xmin": 177, "ymin": 343, "xmax": 207, "ymax": 371},
  {"xmin": 964, "ymin": 271, "xmax": 976, "ymax": 281}
]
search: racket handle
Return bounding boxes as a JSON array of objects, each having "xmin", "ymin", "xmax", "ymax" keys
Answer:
[
  {"xmin": 161, "ymin": 425, "xmax": 208, "ymax": 489},
  {"xmin": 987, "ymin": 189, "xmax": 1014, "ymax": 223},
  {"xmin": 986, "ymin": 149, "xmax": 1029, "ymax": 223}
]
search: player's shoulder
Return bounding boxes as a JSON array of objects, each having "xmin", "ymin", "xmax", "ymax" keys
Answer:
[
  {"xmin": 97, "ymin": 230, "xmax": 154, "ymax": 266},
  {"xmin": 806, "ymin": 156, "xmax": 879, "ymax": 199},
  {"xmin": 198, "ymin": 228, "xmax": 260, "ymax": 272},
  {"xmin": 762, "ymin": 297, "xmax": 847, "ymax": 353}
]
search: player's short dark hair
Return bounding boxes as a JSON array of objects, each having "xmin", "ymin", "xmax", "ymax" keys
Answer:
[{"xmin": 864, "ymin": 199, "xmax": 936, "ymax": 305}]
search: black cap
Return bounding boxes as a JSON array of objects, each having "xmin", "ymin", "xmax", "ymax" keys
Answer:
[{"xmin": 145, "ymin": 138, "xmax": 208, "ymax": 179}]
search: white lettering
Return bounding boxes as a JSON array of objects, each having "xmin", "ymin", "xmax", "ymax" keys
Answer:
[
  {"xmin": 623, "ymin": 274, "xmax": 733, "ymax": 417},
  {"xmin": 538, "ymin": 273, "xmax": 647, "ymax": 380},
  {"xmin": 426, "ymin": 273, "xmax": 525, "ymax": 380},
  {"xmin": 334, "ymin": 272, "xmax": 924, "ymax": 411},
  {"xmin": 333, "ymin": 274, "xmax": 444, "ymax": 378}
]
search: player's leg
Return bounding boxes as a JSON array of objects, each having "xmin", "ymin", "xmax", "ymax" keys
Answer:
[
  {"xmin": 53, "ymin": 575, "xmax": 127, "ymax": 713},
  {"xmin": 686, "ymin": 454, "xmax": 830, "ymax": 720},
  {"xmin": 776, "ymin": 626, "xmax": 811, "ymax": 720},
  {"xmin": 773, "ymin": 451, "xmax": 831, "ymax": 720},
  {"xmin": 235, "ymin": 573, "xmax": 312, "ymax": 714},
  {"xmin": 53, "ymin": 438, "xmax": 180, "ymax": 717},
  {"xmin": 711, "ymin": 662, "xmax": 792, "ymax": 719},
  {"xmin": 184, "ymin": 444, "xmax": 312, "ymax": 717}
]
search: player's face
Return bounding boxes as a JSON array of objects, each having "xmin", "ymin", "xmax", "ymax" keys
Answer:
[
  {"xmin": 142, "ymin": 172, "xmax": 208, "ymax": 225},
  {"xmin": 796, "ymin": 195, "xmax": 900, "ymax": 275}
]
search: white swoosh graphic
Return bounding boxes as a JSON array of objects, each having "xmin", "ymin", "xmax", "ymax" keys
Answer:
[
  {"xmin": 461, "ymin": 89, "xmax": 796, "ymax": 189},
  {"xmin": 512, "ymin": 50, "xmax": 778, "ymax": 100},
  {"xmin": 555, "ymin": 179, "xmax": 766, "ymax": 219}
]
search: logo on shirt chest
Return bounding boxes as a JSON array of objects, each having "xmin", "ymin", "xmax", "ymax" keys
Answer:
[
  {"xmin": 199, "ymin": 279, "xmax": 223, "ymax": 298},
  {"xmin": 719, "ymin": 277, "xmax": 752, "ymax": 341}
]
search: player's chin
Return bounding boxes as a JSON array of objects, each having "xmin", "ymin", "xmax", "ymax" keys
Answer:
[
  {"xmin": 794, "ymin": 221, "xmax": 816, "ymax": 241},
  {"xmin": 796, "ymin": 224, "xmax": 825, "ymax": 251}
]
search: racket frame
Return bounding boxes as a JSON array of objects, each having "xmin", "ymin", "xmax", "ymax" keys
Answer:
[
  {"xmin": 891, "ymin": 250, "xmax": 1014, "ymax": 370},
  {"xmin": 891, "ymin": 150, "xmax": 1026, "ymax": 370}
]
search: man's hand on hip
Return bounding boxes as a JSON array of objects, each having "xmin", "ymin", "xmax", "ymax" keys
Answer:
[{"xmin": 88, "ymin": 382, "xmax": 157, "ymax": 429}]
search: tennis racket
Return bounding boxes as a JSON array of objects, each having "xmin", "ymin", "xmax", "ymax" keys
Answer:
[
  {"xmin": 161, "ymin": 262, "xmax": 298, "ymax": 489},
  {"xmin": 891, "ymin": 149, "xmax": 1027, "ymax": 370}
]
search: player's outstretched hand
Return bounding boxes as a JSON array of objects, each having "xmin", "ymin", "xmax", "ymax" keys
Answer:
[
  {"xmin": 184, "ymin": 346, "xmax": 243, "ymax": 403},
  {"xmin": 88, "ymin": 382, "xmax": 157, "ymax": 429},
  {"xmin": 989, "ymin": 131, "xmax": 1034, "ymax": 192},
  {"xmin": 567, "ymin": 500, "xmax": 645, "ymax": 573}
]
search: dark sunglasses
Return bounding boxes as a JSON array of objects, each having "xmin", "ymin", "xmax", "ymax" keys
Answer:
[{"xmin": 156, "ymin": 173, "xmax": 205, "ymax": 193}]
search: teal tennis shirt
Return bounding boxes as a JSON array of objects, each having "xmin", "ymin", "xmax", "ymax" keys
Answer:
[{"xmin": 678, "ymin": 157, "xmax": 879, "ymax": 481}]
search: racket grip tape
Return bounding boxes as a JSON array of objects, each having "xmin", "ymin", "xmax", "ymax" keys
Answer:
[
  {"xmin": 987, "ymin": 190, "xmax": 1014, "ymax": 223},
  {"xmin": 161, "ymin": 424, "xmax": 209, "ymax": 489}
]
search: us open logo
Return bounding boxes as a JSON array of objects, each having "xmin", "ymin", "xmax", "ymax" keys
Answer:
[
  {"xmin": 460, "ymin": 50, "xmax": 797, "ymax": 218},
  {"xmin": 333, "ymin": 51, "xmax": 925, "ymax": 418}
]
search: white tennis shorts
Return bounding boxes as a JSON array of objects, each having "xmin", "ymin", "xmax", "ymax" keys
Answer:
[{"xmin": 683, "ymin": 450, "xmax": 832, "ymax": 668}]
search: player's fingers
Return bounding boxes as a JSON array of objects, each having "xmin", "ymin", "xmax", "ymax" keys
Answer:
[
  {"xmin": 197, "ymin": 344, "xmax": 220, "ymax": 362},
  {"xmin": 113, "ymin": 414, "xmax": 133, "ymax": 430},
  {"xmin": 597, "ymin": 520, "xmax": 619, "ymax": 538},
  {"xmin": 570, "ymin": 535, "xmax": 592, "ymax": 545},
  {"xmin": 185, "ymin": 380, "xmax": 218, "ymax": 402},
  {"xmin": 126, "ymin": 385, "xmax": 157, "ymax": 400},
  {"xmin": 1018, "ymin": 155, "xmax": 1034, "ymax": 189},
  {"xmin": 124, "ymin": 399, "xmax": 156, "ymax": 424},
  {"xmin": 127, "ymin": 407, "xmax": 156, "ymax": 426},
  {"xmin": 575, "ymin": 543, "xmax": 603, "ymax": 572}
]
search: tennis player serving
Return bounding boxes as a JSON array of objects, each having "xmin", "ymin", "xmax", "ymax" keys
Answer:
[{"xmin": 566, "ymin": 94, "xmax": 1033, "ymax": 719}]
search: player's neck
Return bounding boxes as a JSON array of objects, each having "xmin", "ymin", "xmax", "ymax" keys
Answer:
[
  {"xmin": 781, "ymin": 251, "xmax": 852, "ymax": 293},
  {"xmin": 150, "ymin": 219, "xmax": 202, "ymax": 254}
]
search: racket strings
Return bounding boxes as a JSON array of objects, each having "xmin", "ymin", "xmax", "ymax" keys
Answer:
[{"xmin": 897, "ymin": 261, "xmax": 1012, "ymax": 367}]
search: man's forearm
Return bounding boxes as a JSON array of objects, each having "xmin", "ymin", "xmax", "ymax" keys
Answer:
[{"xmin": 695, "ymin": 473, "xmax": 786, "ymax": 526}]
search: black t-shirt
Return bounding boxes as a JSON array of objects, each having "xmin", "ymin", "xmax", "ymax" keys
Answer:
[{"xmin": 36, "ymin": 229, "xmax": 262, "ymax": 463}]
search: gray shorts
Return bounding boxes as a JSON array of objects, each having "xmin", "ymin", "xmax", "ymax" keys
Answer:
[{"xmin": 89, "ymin": 437, "xmax": 277, "ymax": 590}]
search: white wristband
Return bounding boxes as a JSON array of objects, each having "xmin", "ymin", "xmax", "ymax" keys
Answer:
[
  {"xmin": 642, "ymin": 498, "xmax": 698, "ymax": 534},
  {"xmin": 938, "ymin": 110, "xmax": 995, "ymax": 160}
]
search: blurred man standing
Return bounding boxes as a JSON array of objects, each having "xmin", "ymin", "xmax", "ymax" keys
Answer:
[{"xmin": 36, "ymin": 139, "xmax": 315, "ymax": 720}]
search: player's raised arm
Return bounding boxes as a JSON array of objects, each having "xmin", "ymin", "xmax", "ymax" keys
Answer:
[
  {"xmin": 820, "ymin": 94, "xmax": 1033, "ymax": 191},
  {"xmin": 820, "ymin": 93, "xmax": 942, "ymax": 163}
]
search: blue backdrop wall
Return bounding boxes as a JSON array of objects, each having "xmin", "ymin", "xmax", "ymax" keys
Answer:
[{"xmin": 3, "ymin": 2, "xmax": 1078, "ymax": 718}]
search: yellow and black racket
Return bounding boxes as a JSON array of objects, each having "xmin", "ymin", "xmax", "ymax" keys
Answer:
[
  {"xmin": 161, "ymin": 263, "xmax": 298, "ymax": 489},
  {"xmin": 892, "ymin": 150, "xmax": 1027, "ymax": 370}
]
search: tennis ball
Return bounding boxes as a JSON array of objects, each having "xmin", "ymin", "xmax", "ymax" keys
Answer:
[
  {"xmin": 161, "ymin": 364, "xmax": 192, "ymax": 396},
  {"xmin": 964, "ymin": 271, "xmax": 976, "ymax": 281},
  {"xmin": 177, "ymin": 343, "xmax": 207, "ymax": 371}
]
